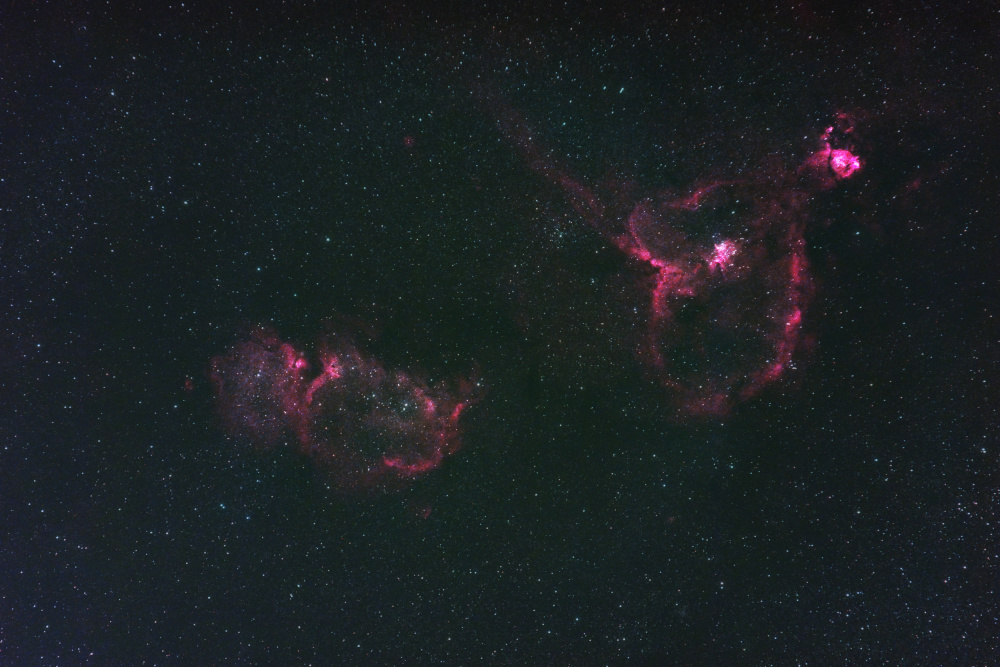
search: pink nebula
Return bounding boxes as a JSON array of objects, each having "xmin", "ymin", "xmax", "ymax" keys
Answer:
[{"xmin": 209, "ymin": 328, "xmax": 476, "ymax": 491}]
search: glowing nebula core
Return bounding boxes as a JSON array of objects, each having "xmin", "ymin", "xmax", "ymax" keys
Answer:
[
  {"xmin": 209, "ymin": 329, "xmax": 475, "ymax": 491},
  {"xmin": 618, "ymin": 180, "xmax": 814, "ymax": 416}
]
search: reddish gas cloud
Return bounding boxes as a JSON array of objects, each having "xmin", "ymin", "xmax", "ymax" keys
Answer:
[
  {"xmin": 482, "ymin": 90, "xmax": 861, "ymax": 417},
  {"xmin": 209, "ymin": 328, "xmax": 477, "ymax": 491},
  {"xmin": 613, "ymin": 179, "xmax": 814, "ymax": 417}
]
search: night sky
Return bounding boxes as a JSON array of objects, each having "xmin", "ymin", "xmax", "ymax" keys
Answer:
[{"xmin": 3, "ymin": 2, "xmax": 1000, "ymax": 664}]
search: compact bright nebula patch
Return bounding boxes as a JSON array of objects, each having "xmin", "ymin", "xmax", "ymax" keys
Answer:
[{"xmin": 209, "ymin": 329, "xmax": 476, "ymax": 491}]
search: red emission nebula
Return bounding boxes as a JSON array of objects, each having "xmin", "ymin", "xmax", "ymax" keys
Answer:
[
  {"xmin": 209, "ymin": 103, "xmax": 862, "ymax": 487},
  {"xmin": 489, "ymin": 94, "xmax": 862, "ymax": 417},
  {"xmin": 210, "ymin": 329, "xmax": 476, "ymax": 491}
]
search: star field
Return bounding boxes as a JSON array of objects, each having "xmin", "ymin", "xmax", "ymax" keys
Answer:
[{"xmin": 2, "ymin": 2, "xmax": 999, "ymax": 664}]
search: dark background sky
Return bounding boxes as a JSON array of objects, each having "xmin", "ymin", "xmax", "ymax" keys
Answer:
[{"xmin": 2, "ymin": 1, "xmax": 999, "ymax": 664}]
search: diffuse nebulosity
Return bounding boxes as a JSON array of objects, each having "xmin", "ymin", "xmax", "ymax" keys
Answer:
[
  {"xmin": 209, "ymin": 88, "xmax": 863, "ymax": 490},
  {"xmin": 210, "ymin": 328, "xmax": 477, "ymax": 491},
  {"xmin": 485, "ymin": 94, "xmax": 863, "ymax": 417}
]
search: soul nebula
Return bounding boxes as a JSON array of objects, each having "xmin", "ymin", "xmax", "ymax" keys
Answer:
[{"xmin": 209, "ymin": 329, "xmax": 475, "ymax": 491}]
